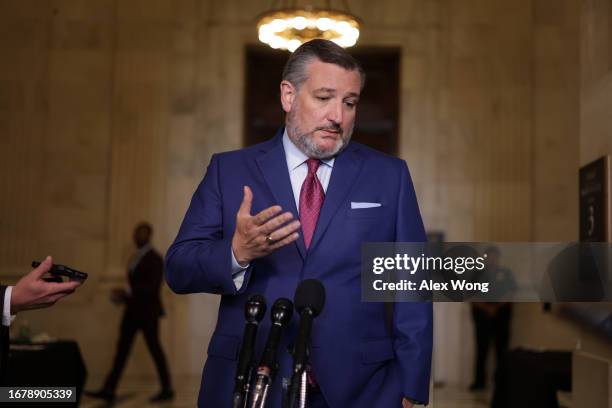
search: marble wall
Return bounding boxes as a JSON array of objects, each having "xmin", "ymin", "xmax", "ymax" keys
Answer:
[
  {"xmin": 579, "ymin": 0, "xmax": 612, "ymax": 360},
  {"xmin": 0, "ymin": 0, "xmax": 590, "ymax": 388},
  {"xmin": 581, "ymin": 0, "xmax": 612, "ymax": 166}
]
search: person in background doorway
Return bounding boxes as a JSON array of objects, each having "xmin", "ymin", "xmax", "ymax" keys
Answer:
[{"xmin": 470, "ymin": 246, "xmax": 515, "ymax": 391}]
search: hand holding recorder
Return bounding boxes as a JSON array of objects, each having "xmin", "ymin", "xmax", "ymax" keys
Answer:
[{"xmin": 10, "ymin": 256, "xmax": 85, "ymax": 314}]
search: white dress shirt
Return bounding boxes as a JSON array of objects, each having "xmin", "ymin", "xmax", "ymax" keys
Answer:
[
  {"xmin": 2, "ymin": 286, "xmax": 15, "ymax": 326},
  {"xmin": 129, "ymin": 243, "xmax": 152, "ymax": 274},
  {"xmin": 231, "ymin": 130, "xmax": 335, "ymax": 289}
]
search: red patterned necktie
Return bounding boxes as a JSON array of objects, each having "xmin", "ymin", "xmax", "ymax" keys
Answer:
[{"xmin": 299, "ymin": 159, "xmax": 324, "ymax": 249}]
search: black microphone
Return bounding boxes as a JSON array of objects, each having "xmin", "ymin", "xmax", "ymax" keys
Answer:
[
  {"xmin": 287, "ymin": 279, "xmax": 326, "ymax": 408},
  {"xmin": 233, "ymin": 294, "xmax": 266, "ymax": 408},
  {"xmin": 249, "ymin": 298, "xmax": 293, "ymax": 408}
]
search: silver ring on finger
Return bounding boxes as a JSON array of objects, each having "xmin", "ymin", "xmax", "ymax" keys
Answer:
[{"xmin": 266, "ymin": 234, "xmax": 274, "ymax": 245}]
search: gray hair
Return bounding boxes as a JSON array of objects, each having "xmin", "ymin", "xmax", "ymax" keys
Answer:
[{"xmin": 282, "ymin": 39, "xmax": 366, "ymax": 91}]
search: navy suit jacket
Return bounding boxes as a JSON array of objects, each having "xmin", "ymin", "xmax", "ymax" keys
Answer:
[{"xmin": 166, "ymin": 130, "xmax": 433, "ymax": 407}]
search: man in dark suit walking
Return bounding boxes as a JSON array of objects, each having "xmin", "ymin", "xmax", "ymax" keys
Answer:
[{"xmin": 87, "ymin": 223, "xmax": 174, "ymax": 403}]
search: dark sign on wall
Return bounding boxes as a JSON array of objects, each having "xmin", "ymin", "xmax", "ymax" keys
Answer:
[{"xmin": 579, "ymin": 156, "xmax": 611, "ymax": 242}]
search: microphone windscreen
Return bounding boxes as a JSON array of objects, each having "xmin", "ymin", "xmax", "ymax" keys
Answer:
[
  {"xmin": 245, "ymin": 294, "xmax": 267, "ymax": 322},
  {"xmin": 294, "ymin": 279, "xmax": 326, "ymax": 316},
  {"xmin": 271, "ymin": 298, "xmax": 294, "ymax": 325}
]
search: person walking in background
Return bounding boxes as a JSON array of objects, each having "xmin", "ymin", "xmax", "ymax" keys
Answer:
[
  {"xmin": 87, "ymin": 222, "xmax": 174, "ymax": 403},
  {"xmin": 470, "ymin": 246, "xmax": 515, "ymax": 391}
]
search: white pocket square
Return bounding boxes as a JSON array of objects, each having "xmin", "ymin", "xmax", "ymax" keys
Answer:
[{"xmin": 351, "ymin": 202, "xmax": 382, "ymax": 209}]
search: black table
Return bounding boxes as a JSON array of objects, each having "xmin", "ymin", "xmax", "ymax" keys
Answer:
[
  {"xmin": 5, "ymin": 340, "xmax": 87, "ymax": 406},
  {"xmin": 491, "ymin": 348, "xmax": 571, "ymax": 408}
]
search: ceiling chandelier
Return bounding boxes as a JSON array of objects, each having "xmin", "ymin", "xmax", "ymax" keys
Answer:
[{"xmin": 256, "ymin": 1, "xmax": 361, "ymax": 52}]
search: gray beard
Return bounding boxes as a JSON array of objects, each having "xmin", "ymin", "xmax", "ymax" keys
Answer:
[{"xmin": 287, "ymin": 122, "xmax": 353, "ymax": 160}]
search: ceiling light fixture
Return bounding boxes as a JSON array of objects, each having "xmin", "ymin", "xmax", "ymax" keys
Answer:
[{"xmin": 256, "ymin": 1, "xmax": 361, "ymax": 52}]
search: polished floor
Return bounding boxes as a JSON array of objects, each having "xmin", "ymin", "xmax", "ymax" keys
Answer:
[
  {"xmin": 80, "ymin": 377, "xmax": 490, "ymax": 407},
  {"xmin": 81, "ymin": 376, "xmax": 199, "ymax": 408},
  {"xmin": 433, "ymin": 386, "xmax": 490, "ymax": 408}
]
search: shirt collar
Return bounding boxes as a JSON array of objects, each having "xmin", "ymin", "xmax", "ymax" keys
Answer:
[
  {"xmin": 129, "ymin": 243, "xmax": 152, "ymax": 272},
  {"xmin": 282, "ymin": 129, "xmax": 335, "ymax": 171},
  {"xmin": 135, "ymin": 243, "xmax": 152, "ymax": 257}
]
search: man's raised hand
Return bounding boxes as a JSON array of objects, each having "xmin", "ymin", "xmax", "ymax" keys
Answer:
[{"xmin": 231, "ymin": 186, "xmax": 301, "ymax": 266}]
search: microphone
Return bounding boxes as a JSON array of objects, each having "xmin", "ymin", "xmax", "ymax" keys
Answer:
[
  {"xmin": 287, "ymin": 279, "xmax": 326, "ymax": 408},
  {"xmin": 249, "ymin": 298, "xmax": 293, "ymax": 408},
  {"xmin": 233, "ymin": 294, "xmax": 267, "ymax": 408}
]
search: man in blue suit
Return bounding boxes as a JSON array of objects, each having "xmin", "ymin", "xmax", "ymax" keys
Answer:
[{"xmin": 166, "ymin": 39, "xmax": 432, "ymax": 407}]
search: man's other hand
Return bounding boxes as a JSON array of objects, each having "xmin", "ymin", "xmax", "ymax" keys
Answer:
[
  {"xmin": 232, "ymin": 186, "xmax": 301, "ymax": 265},
  {"xmin": 402, "ymin": 398, "xmax": 414, "ymax": 408},
  {"xmin": 10, "ymin": 256, "xmax": 83, "ymax": 314},
  {"xmin": 110, "ymin": 288, "xmax": 129, "ymax": 305}
]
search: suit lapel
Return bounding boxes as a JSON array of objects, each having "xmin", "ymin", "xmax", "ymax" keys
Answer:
[
  {"xmin": 255, "ymin": 133, "xmax": 307, "ymax": 259},
  {"xmin": 309, "ymin": 144, "xmax": 363, "ymax": 252}
]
